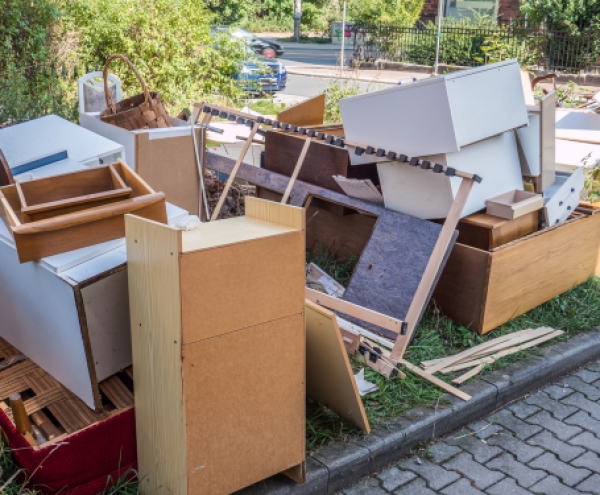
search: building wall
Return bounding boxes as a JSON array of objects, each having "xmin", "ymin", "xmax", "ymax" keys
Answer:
[{"xmin": 420, "ymin": 0, "xmax": 523, "ymax": 23}]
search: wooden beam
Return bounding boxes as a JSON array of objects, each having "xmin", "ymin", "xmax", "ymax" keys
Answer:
[
  {"xmin": 210, "ymin": 121, "xmax": 260, "ymax": 221},
  {"xmin": 305, "ymin": 287, "xmax": 404, "ymax": 335},
  {"xmin": 390, "ymin": 177, "xmax": 474, "ymax": 361}
]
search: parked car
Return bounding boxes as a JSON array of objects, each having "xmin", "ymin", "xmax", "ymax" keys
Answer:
[
  {"xmin": 237, "ymin": 56, "xmax": 287, "ymax": 93},
  {"xmin": 210, "ymin": 26, "xmax": 284, "ymax": 58}
]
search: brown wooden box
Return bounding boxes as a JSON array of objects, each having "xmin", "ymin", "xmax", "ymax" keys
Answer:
[
  {"xmin": 454, "ymin": 211, "xmax": 539, "ymax": 251},
  {"xmin": 433, "ymin": 211, "xmax": 600, "ymax": 334},
  {"xmin": 264, "ymin": 130, "xmax": 379, "ymax": 193},
  {"xmin": 126, "ymin": 198, "xmax": 306, "ymax": 495},
  {"xmin": 0, "ymin": 160, "xmax": 166, "ymax": 263},
  {"xmin": 16, "ymin": 164, "xmax": 132, "ymax": 222}
]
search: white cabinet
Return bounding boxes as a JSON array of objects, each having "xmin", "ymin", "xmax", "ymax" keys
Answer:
[
  {"xmin": 377, "ymin": 131, "xmax": 524, "ymax": 219},
  {"xmin": 0, "ymin": 115, "xmax": 124, "ymax": 180},
  {"xmin": 543, "ymin": 168, "xmax": 584, "ymax": 227},
  {"xmin": 339, "ymin": 60, "xmax": 528, "ymax": 157}
]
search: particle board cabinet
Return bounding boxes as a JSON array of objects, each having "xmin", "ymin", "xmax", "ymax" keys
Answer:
[
  {"xmin": 125, "ymin": 197, "xmax": 306, "ymax": 495},
  {"xmin": 432, "ymin": 211, "xmax": 600, "ymax": 334}
]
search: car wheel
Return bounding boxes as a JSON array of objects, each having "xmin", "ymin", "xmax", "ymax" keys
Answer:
[{"xmin": 262, "ymin": 47, "xmax": 276, "ymax": 58}]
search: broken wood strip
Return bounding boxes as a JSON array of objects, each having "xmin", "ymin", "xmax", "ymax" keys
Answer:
[
  {"xmin": 420, "ymin": 327, "xmax": 549, "ymax": 372},
  {"xmin": 0, "ymin": 340, "xmax": 22, "ymax": 360},
  {"xmin": 441, "ymin": 330, "xmax": 564, "ymax": 374},
  {"xmin": 210, "ymin": 121, "xmax": 260, "ymax": 221},
  {"xmin": 398, "ymin": 359, "xmax": 472, "ymax": 401},
  {"xmin": 281, "ymin": 137, "xmax": 311, "ymax": 204},
  {"xmin": 337, "ymin": 316, "xmax": 395, "ymax": 350},
  {"xmin": 306, "ymin": 287, "xmax": 403, "ymax": 335},
  {"xmin": 124, "ymin": 366, "xmax": 133, "ymax": 380},
  {"xmin": 391, "ymin": 177, "xmax": 475, "ymax": 362},
  {"xmin": 100, "ymin": 376, "xmax": 134, "ymax": 409},
  {"xmin": 451, "ymin": 364, "xmax": 484, "ymax": 385},
  {"xmin": 465, "ymin": 327, "xmax": 555, "ymax": 360}
]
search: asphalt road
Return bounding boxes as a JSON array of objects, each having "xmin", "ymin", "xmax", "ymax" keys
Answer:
[{"xmin": 276, "ymin": 42, "xmax": 353, "ymax": 67}]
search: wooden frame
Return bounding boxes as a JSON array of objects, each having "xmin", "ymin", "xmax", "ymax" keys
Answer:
[
  {"xmin": 16, "ymin": 164, "xmax": 132, "ymax": 223},
  {"xmin": 0, "ymin": 160, "xmax": 166, "ymax": 263},
  {"xmin": 277, "ymin": 94, "xmax": 325, "ymax": 126},
  {"xmin": 126, "ymin": 197, "xmax": 306, "ymax": 494}
]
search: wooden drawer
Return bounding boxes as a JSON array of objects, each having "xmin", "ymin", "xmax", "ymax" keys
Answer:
[{"xmin": 433, "ymin": 211, "xmax": 600, "ymax": 334}]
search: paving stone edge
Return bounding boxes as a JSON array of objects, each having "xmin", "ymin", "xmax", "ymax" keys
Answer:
[{"xmin": 237, "ymin": 330, "xmax": 600, "ymax": 495}]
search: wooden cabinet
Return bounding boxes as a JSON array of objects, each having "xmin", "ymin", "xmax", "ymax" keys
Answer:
[
  {"xmin": 126, "ymin": 198, "xmax": 306, "ymax": 494},
  {"xmin": 433, "ymin": 211, "xmax": 600, "ymax": 334}
]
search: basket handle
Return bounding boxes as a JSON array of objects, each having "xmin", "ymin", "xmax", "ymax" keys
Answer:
[{"xmin": 103, "ymin": 54, "xmax": 151, "ymax": 114}]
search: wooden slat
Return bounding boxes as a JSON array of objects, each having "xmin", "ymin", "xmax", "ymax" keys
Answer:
[
  {"xmin": 306, "ymin": 287, "xmax": 404, "ymax": 335},
  {"xmin": 281, "ymin": 137, "xmax": 311, "ymax": 204},
  {"xmin": 100, "ymin": 376, "xmax": 134, "ymax": 409},
  {"xmin": 23, "ymin": 387, "xmax": 67, "ymax": 415},
  {"xmin": 398, "ymin": 359, "xmax": 472, "ymax": 401}
]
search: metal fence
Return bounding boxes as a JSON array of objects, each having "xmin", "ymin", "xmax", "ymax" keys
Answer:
[{"xmin": 352, "ymin": 23, "xmax": 600, "ymax": 73}]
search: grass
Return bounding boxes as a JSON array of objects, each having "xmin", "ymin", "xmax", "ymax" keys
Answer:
[{"xmin": 247, "ymin": 98, "xmax": 287, "ymax": 116}]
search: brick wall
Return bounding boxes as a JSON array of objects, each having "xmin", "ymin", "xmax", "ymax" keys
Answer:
[
  {"xmin": 421, "ymin": 0, "xmax": 439, "ymax": 20},
  {"xmin": 419, "ymin": 0, "xmax": 524, "ymax": 23}
]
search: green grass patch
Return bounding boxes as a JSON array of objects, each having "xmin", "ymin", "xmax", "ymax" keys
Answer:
[{"xmin": 247, "ymin": 99, "xmax": 287, "ymax": 116}]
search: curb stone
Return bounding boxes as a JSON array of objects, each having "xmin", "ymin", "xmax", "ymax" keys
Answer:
[{"xmin": 236, "ymin": 331, "xmax": 600, "ymax": 495}]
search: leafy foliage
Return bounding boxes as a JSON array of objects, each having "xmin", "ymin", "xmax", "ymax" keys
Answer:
[
  {"xmin": 520, "ymin": 0, "xmax": 600, "ymax": 33},
  {"xmin": 63, "ymin": 0, "xmax": 247, "ymax": 113},
  {"xmin": 349, "ymin": 0, "xmax": 424, "ymax": 26}
]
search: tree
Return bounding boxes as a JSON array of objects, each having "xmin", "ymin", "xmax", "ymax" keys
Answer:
[
  {"xmin": 349, "ymin": 0, "xmax": 425, "ymax": 26},
  {"xmin": 520, "ymin": 0, "xmax": 600, "ymax": 33}
]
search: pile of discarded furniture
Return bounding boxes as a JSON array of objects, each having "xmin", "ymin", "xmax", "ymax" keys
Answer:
[{"xmin": 0, "ymin": 57, "xmax": 598, "ymax": 494}]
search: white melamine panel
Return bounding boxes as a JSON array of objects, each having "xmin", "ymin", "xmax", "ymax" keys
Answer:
[
  {"xmin": 516, "ymin": 113, "xmax": 541, "ymax": 175},
  {"xmin": 79, "ymin": 112, "xmax": 136, "ymax": 167},
  {"xmin": 0, "ymin": 115, "xmax": 124, "ymax": 170},
  {"xmin": 82, "ymin": 269, "xmax": 131, "ymax": 381},
  {"xmin": 445, "ymin": 60, "xmax": 528, "ymax": 147},
  {"xmin": 13, "ymin": 157, "xmax": 86, "ymax": 181},
  {"xmin": 543, "ymin": 168, "xmax": 584, "ymax": 226},
  {"xmin": 378, "ymin": 131, "xmax": 524, "ymax": 220},
  {"xmin": 555, "ymin": 110, "xmax": 600, "ymax": 141},
  {"xmin": 555, "ymin": 139, "xmax": 600, "ymax": 172},
  {"xmin": 0, "ymin": 237, "xmax": 96, "ymax": 407},
  {"xmin": 340, "ymin": 60, "xmax": 527, "ymax": 157}
]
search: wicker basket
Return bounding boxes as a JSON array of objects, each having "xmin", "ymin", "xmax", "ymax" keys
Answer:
[{"xmin": 100, "ymin": 54, "xmax": 171, "ymax": 130}]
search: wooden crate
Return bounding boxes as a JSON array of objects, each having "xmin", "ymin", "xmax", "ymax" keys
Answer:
[
  {"xmin": 432, "ymin": 211, "xmax": 600, "ymax": 334},
  {"xmin": 126, "ymin": 197, "xmax": 306, "ymax": 494},
  {"xmin": 16, "ymin": 164, "xmax": 132, "ymax": 222},
  {"xmin": 0, "ymin": 160, "xmax": 166, "ymax": 263}
]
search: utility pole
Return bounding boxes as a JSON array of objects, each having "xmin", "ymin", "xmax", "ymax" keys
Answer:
[
  {"xmin": 340, "ymin": 0, "xmax": 347, "ymax": 69},
  {"xmin": 294, "ymin": 0, "xmax": 302, "ymax": 42},
  {"xmin": 433, "ymin": 0, "xmax": 444, "ymax": 75}
]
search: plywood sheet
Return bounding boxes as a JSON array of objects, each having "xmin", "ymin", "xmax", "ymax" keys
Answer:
[
  {"xmin": 305, "ymin": 301, "xmax": 370, "ymax": 433},
  {"xmin": 277, "ymin": 94, "xmax": 325, "ymax": 126},
  {"xmin": 183, "ymin": 314, "xmax": 305, "ymax": 495},
  {"xmin": 180, "ymin": 231, "xmax": 305, "ymax": 344},
  {"xmin": 125, "ymin": 215, "xmax": 187, "ymax": 495}
]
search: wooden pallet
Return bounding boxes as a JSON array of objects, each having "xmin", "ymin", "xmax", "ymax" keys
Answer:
[{"xmin": 0, "ymin": 337, "xmax": 133, "ymax": 448}]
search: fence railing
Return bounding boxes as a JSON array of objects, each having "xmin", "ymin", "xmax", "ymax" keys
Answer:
[{"xmin": 352, "ymin": 23, "xmax": 600, "ymax": 74}]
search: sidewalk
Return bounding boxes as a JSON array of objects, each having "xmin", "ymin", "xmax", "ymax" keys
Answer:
[
  {"xmin": 342, "ymin": 358, "xmax": 600, "ymax": 495},
  {"xmin": 285, "ymin": 65, "xmax": 431, "ymax": 85}
]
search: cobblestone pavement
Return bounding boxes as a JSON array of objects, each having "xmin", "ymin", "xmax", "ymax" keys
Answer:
[{"xmin": 340, "ymin": 360, "xmax": 600, "ymax": 495}]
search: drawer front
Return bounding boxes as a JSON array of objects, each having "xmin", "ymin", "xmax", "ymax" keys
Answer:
[{"xmin": 544, "ymin": 168, "xmax": 584, "ymax": 227}]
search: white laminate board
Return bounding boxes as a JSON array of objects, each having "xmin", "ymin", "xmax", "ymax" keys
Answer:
[
  {"xmin": 41, "ymin": 239, "xmax": 126, "ymax": 274},
  {"xmin": 445, "ymin": 59, "xmax": 528, "ymax": 148},
  {"xmin": 79, "ymin": 112, "xmax": 136, "ymax": 168},
  {"xmin": 0, "ymin": 236, "xmax": 95, "ymax": 407},
  {"xmin": 555, "ymin": 139, "xmax": 600, "ymax": 171},
  {"xmin": 12, "ymin": 157, "xmax": 86, "ymax": 181},
  {"xmin": 556, "ymin": 110, "xmax": 600, "ymax": 142},
  {"xmin": 543, "ymin": 168, "xmax": 584, "ymax": 226},
  {"xmin": 339, "ymin": 77, "xmax": 459, "ymax": 157},
  {"xmin": 516, "ymin": 113, "xmax": 541, "ymax": 175},
  {"xmin": 82, "ymin": 268, "xmax": 132, "ymax": 381},
  {"xmin": 0, "ymin": 115, "xmax": 123, "ymax": 168},
  {"xmin": 377, "ymin": 131, "xmax": 524, "ymax": 220},
  {"xmin": 339, "ymin": 59, "xmax": 527, "ymax": 157}
]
